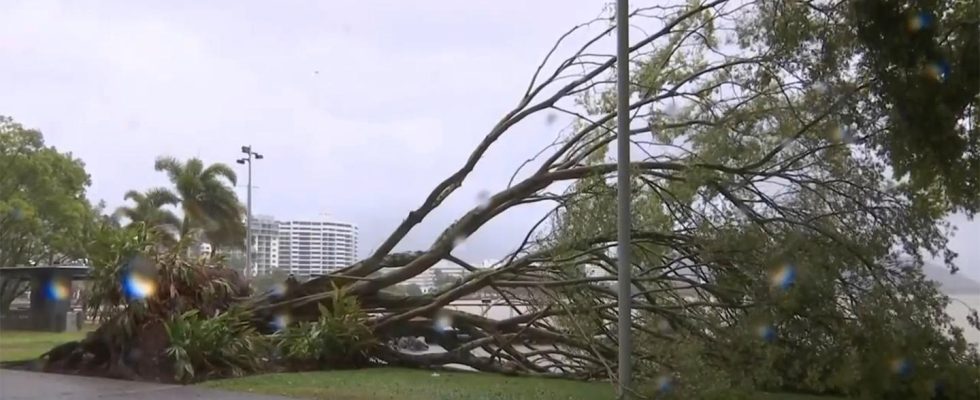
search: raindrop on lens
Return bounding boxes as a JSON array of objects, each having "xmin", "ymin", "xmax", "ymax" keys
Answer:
[
  {"xmin": 812, "ymin": 81, "xmax": 829, "ymax": 94},
  {"xmin": 769, "ymin": 263, "xmax": 797, "ymax": 291},
  {"xmin": 452, "ymin": 234, "xmax": 467, "ymax": 250},
  {"xmin": 475, "ymin": 190, "xmax": 492, "ymax": 210},
  {"xmin": 891, "ymin": 357, "xmax": 913, "ymax": 378},
  {"xmin": 270, "ymin": 282, "xmax": 287, "ymax": 298},
  {"xmin": 906, "ymin": 11, "xmax": 933, "ymax": 33},
  {"xmin": 757, "ymin": 324, "xmax": 776, "ymax": 343},
  {"xmin": 434, "ymin": 312, "xmax": 453, "ymax": 332},
  {"xmin": 924, "ymin": 60, "xmax": 950, "ymax": 83},
  {"xmin": 122, "ymin": 255, "xmax": 158, "ymax": 300},
  {"xmin": 126, "ymin": 348, "xmax": 143, "ymax": 363},
  {"xmin": 655, "ymin": 374, "xmax": 673, "ymax": 394},
  {"xmin": 831, "ymin": 124, "xmax": 854, "ymax": 144},
  {"xmin": 545, "ymin": 113, "xmax": 558, "ymax": 126},
  {"xmin": 272, "ymin": 313, "xmax": 291, "ymax": 332},
  {"xmin": 123, "ymin": 272, "xmax": 157, "ymax": 300},
  {"xmin": 44, "ymin": 279, "xmax": 70, "ymax": 301}
]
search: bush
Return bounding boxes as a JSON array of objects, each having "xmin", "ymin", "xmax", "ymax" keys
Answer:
[
  {"xmin": 164, "ymin": 307, "xmax": 269, "ymax": 382},
  {"xmin": 276, "ymin": 287, "xmax": 376, "ymax": 369}
]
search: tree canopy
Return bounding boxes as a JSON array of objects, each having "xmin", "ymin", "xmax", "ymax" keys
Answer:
[
  {"xmin": 0, "ymin": 116, "xmax": 100, "ymax": 309},
  {"xmin": 113, "ymin": 188, "xmax": 181, "ymax": 239},
  {"xmin": 153, "ymin": 156, "xmax": 245, "ymax": 250},
  {"xmin": 745, "ymin": 0, "xmax": 979, "ymax": 214}
]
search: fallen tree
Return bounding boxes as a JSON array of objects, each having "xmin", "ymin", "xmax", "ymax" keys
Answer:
[{"xmin": 38, "ymin": 1, "xmax": 979, "ymax": 398}]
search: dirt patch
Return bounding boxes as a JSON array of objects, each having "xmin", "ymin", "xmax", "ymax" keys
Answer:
[{"xmin": 29, "ymin": 321, "xmax": 177, "ymax": 383}]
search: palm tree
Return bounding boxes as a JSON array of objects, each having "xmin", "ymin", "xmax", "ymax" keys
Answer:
[
  {"xmin": 113, "ymin": 189, "xmax": 181, "ymax": 231},
  {"xmin": 153, "ymin": 156, "xmax": 245, "ymax": 251}
]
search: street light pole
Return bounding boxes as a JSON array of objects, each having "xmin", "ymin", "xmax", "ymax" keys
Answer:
[
  {"xmin": 615, "ymin": 0, "xmax": 633, "ymax": 399},
  {"xmin": 237, "ymin": 146, "xmax": 263, "ymax": 277}
]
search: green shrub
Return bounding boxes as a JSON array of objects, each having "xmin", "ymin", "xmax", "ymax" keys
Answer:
[
  {"xmin": 164, "ymin": 307, "xmax": 269, "ymax": 382},
  {"xmin": 276, "ymin": 287, "xmax": 376, "ymax": 369}
]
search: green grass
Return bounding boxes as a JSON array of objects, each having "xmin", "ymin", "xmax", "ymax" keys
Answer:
[
  {"xmin": 0, "ymin": 331, "xmax": 841, "ymax": 400},
  {"xmin": 0, "ymin": 329, "xmax": 89, "ymax": 362},
  {"xmin": 205, "ymin": 368, "xmax": 614, "ymax": 400},
  {"xmin": 204, "ymin": 367, "xmax": 842, "ymax": 400}
]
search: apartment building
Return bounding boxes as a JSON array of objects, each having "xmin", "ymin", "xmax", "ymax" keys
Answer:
[
  {"xmin": 249, "ymin": 215, "xmax": 281, "ymax": 276},
  {"xmin": 278, "ymin": 219, "xmax": 358, "ymax": 276},
  {"xmin": 247, "ymin": 215, "xmax": 358, "ymax": 277}
]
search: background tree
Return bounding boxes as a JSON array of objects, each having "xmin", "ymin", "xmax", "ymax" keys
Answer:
[
  {"xmin": 0, "ymin": 116, "xmax": 98, "ymax": 311},
  {"xmin": 431, "ymin": 269, "xmax": 459, "ymax": 290},
  {"xmin": 404, "ymin": 283, "xmax": 423, "ymax": 297},
  {"xmin": 153, "ymin": 156, "xmax": 245, "ymax": 252},
  {"xmin": 746, "ymin": 0, "xmax": 980, "ymax": 215},
  {"xmin": 113, "ymin": 188, "xmax": 181, "ymax": 241}
]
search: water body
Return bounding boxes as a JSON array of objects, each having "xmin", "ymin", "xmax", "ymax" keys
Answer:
[
  {"xmin": 947, "ymin": 294, "xmax": 980, "ymax": 345},
  {"xmin": 446, "ymin": 298, "xmax": 980, "ymax": 346}
]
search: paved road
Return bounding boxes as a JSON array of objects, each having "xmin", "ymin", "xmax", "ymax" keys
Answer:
[{"xmin": 0, "ymin": 370, "xmax": 294, "ymax": 400}]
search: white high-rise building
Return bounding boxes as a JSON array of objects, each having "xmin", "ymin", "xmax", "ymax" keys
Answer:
[
  {"xmin": 249, "ymin": 215, "xmax": 281, "ymax": 276},
  {"xmin": 277, "ymin": 219, "xmax": 358, "ymax": 276},
  {"xmin": 247, "ymin": 216, "xmax": 358, "ymax": 277}
]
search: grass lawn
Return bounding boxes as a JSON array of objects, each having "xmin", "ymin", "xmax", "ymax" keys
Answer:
[
  {"xmin": 0, "ymin": 329, "xmax": 89, "ymax": 362},
  {"xmin": 0, "ymin": 332, "xmax": 841, "ymax": 400},
  {"xmin": 204, "ymin": 367, "xmax": 841, "ymax": 400}
]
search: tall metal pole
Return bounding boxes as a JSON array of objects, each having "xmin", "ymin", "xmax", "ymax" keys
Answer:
[
  {"xmin": 246, "ymin": 157, "xmax": 253, "ymax": 276},
  {"xmin": 615, "ymin": 0, "xmax": 633, "ymax": 399}
]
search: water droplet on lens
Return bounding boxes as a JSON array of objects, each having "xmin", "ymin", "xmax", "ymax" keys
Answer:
[
  {"xmin": 452, "ymin": 234, "xmax": 467, "ymax": 250},
  {"xmin": 127, "ymin": 348, "xmax": 143, "ymax": 362},
  {"xmin": 545, "ymin": 113, "xmax": 558, "ymax": 126},
  {"xmin": 475, "ymin": 190, "xmax": 492, "ymax": 210},
  {"xmin": 890, "ymin": 357, "xmax": 913, "ymax": 378},
  {"xmin": 756, "ymin": 324, "xmax": 776, "ymax": 343},
  {"xmin": 769, "ymin": 263, "xmax": 797, "ymax": 291},
  {"xmin": 655, "ymin": 374, "xmax": 673, "ymax": 394},
  {"xmin": 813, "ymin": 81, "xmax": 829, "ymax": 94},
  {"xmin": 434, "ymin": 312, "xmax": 454, "ymax": 332},
  {"xmin": 272, "ymin": 313, "xmax": 291, "ymax": 332},
  {"xmin": 123, "ymin": 272, "xmax": 157, "ymax": 300},
  {"xmin": 907, "ymin": 11, "xmax": 933, "ymax": 33},
  {"xmin": 831, "ymin": 124, "xmax": 854, "ymax": 144},
  {"xmin": 122, "ymin": 255, "xmax": 158, "ymax": 301},
  {"xmin": 44, "ymin": 278, "xmax": 70, "ymax": 301},
  {"xmin": 923, "ymin": 60, "xmax": 950, "ymax": 83},
  {"xmin": 270, "ymin": 282, "xmax": 287, "ymax": 297}
]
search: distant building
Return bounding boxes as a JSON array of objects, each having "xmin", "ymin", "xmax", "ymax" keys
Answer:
[
  {"xmin": 278, "ymin": 219, "xmax": 358, "ymax": 276},
  {"xmin": 246, "ymin": 215, "xmax": 358, "ymax": 277}
]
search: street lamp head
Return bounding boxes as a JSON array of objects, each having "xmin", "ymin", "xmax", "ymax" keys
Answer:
[
  {"xmin": 254, "ymin": 153, "xmax": 264, "ymax": 160},
  {"xmin": 241, "ymin": 145, "xmax": 251, "ymax": 154},
  {"xmin": 236, "ymin": 158, "xmax": 247, "ymax": 164}
]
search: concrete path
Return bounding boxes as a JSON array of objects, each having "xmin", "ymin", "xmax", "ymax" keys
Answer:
[{"xmin": 0, "ymin": 370, "xmax": 294, "ymax": 400}]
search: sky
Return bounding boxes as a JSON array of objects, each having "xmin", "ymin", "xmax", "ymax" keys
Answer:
[{"xmin": 1, "ymin": 0, "xmax": 978, "ymax": 280}]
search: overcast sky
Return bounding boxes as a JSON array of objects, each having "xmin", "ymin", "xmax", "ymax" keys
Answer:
[{"xmin": 2, "ymin": 0, "xmax": 977, "ymax": 280}]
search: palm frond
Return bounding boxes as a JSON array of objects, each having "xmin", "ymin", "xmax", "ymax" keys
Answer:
[{"xmin": 202, "ymin": 163, "xmax": 238, "ymax": 186}]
